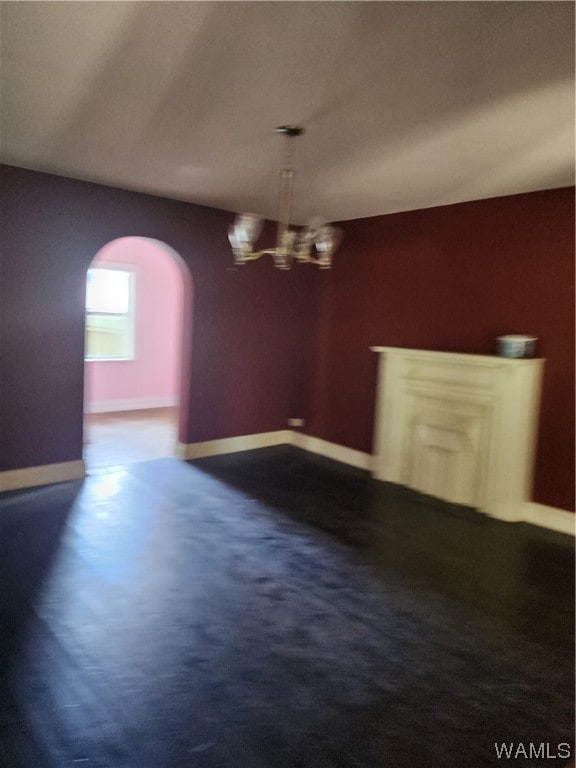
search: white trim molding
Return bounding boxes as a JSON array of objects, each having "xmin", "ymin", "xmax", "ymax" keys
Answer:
[
  {"xmin": 85, "ymin": 396, "xmax": 178, "ymax": 414},
  {"xmin": 521, "ymin": 502, "xmax": 575, "ymax": 536},
  {"xmin": 176, "ymin": 431, "xmax": 293, "ymax": 460},
  {"xmin": 291, "ymin": 432, "xmax": 372, "ymax": 471},
  {"xmin": 176, "ymin": 430, "xmax": 372, "ymax": 470},
  {"xmin": 0, "ymin": 460, "xmax": 86, "ymax": 492}
]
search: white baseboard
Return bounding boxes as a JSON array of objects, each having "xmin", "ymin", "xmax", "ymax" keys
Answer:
[
  {"xmin": 291, "ymin": 432, "xmax": 372, "ymax": 471},
  {"xmin": 85, "ymin": 396, "xmax": 178, "ymax": 414},
  {"xmin": 521, "ymin": 502, "xmax": 575, "ymax": 536},
  {"xmin": 177, "ymin": 430, "xmax": 293, "ymax": 460},
  {"xmin": 0, "ymin": 460, "xmax": 86, "ymax": 492},
  {"xmin": 178, "ymin": 430, "xmax": 372, "ymax": 470}
]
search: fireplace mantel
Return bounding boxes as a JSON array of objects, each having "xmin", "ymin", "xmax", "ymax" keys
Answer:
[{"xmin": 371, "ymin": 347, "xmax": 544, "ymax": 522}]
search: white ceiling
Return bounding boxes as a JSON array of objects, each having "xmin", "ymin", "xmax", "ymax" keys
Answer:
[{"xmin": 1, "ymin": 2, "xmax": 574, "ymax": 222}]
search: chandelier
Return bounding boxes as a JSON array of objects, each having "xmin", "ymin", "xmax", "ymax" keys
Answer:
[{"xmin": 228, "ymin": 126, "xmax": 341, "ymax": 270}]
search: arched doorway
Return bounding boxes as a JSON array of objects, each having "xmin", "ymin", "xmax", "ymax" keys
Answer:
[{"xmin": 82, "ymin": 237, "xmax": 192, "ymax": 471}]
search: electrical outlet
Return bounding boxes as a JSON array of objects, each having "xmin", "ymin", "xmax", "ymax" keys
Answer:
[{"xmin": 288, "ymin": 418, "xmax": 305, "ymax": 428}]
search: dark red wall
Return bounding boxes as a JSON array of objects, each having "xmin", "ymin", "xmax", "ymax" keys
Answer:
[
  {"xmin": 0, "ymin": 165, "xmax": 318, "ymax": 470},
  {"xmin": 307, "ymin": 187, "xmax": 575, "ymax": 511}
]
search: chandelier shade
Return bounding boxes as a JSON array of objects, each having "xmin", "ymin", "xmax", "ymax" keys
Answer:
[{"xmin": 228, "ymin": 126, "xmax": 341, "ymax": 270}]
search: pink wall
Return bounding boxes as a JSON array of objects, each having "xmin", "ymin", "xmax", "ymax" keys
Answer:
[{"xmin": 85, "ymin": 237, "xmax": 183, "ymax": 409}]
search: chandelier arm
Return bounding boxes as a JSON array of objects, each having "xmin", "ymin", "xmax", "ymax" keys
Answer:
[
  {"xmin": 241, "ymin": 248, "xmax": 282, "ymax": 260},
  {"xmin": 236, "ymin": 247, "xmax": 331, "ymax": 268},
  {"xmin": 299, "ymin": 251, "xmax": 331, "ymax": 267}
]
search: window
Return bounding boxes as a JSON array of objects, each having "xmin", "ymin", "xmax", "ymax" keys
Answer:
[{"xmin": 85, "ymin": 267, "xmax": 134, "ymax": 360}]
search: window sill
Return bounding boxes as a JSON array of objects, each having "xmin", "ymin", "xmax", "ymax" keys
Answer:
[{"xmin": 85, "ymin": 357, "xmax": 135, "ymax": 363}]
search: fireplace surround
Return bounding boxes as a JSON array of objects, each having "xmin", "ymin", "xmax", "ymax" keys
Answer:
[{"xmin": 371, "ymin": 347, "xmax": 544, "ymax": 522}]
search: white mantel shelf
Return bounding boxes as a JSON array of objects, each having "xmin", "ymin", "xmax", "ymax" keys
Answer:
[
  {"xmin": 371, "ymin": 346, "xmax": 545, "ymax": 523},
  {"xmin": 371, "ymin": 346, "xmax": 544, "ymax": 366}
]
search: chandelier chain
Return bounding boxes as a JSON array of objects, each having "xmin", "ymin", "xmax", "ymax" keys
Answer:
[{"xmin": 282, "ymin": 132, "xmax": 296, "ymax": 172}]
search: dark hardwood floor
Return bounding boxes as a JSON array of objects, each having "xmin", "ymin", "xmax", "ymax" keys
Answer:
[{"xmin": 0, "ymin": 446, "xmax": 574, "ymax": 767}]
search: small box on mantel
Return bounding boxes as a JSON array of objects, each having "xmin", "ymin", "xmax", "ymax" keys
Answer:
[{"xmin": 497, "ymin": 335, "xmax": 537, "ymax": 359}]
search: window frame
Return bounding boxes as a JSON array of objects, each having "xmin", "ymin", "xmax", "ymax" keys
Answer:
[{"xmin": 84, "ymin": 264, "xmax": 136, "ymax": 362}]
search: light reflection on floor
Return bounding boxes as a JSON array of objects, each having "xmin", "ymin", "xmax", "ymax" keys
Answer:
[{"xmin": 83, "ymin": 408, "xmax": 178, "ymax": 471}]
